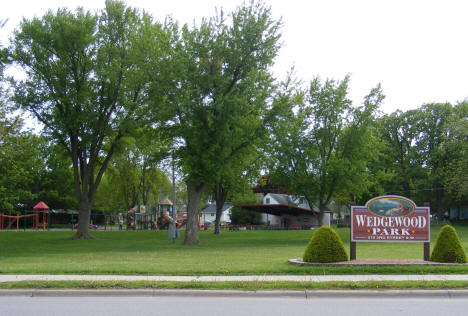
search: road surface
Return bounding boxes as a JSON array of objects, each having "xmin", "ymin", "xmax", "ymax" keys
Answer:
[{"xmin": 1, "ymin": 294, "xmax": 468, "ymax": 316}]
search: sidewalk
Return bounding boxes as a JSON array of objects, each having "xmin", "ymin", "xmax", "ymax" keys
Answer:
[{"xmin": 2, "ymin": 274, "xmax": 468, "ymax": 282}]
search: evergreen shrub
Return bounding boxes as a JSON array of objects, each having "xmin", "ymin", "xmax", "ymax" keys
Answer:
[
  {"xmin": 430, "ymin": 225, "xmax": 467, "ymax": 263},
  {"xmin": 303, "ymin": 226, "xmax": 348, "ymax": 263}
]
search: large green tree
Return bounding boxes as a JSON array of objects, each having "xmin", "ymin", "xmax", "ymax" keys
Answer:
[
  {"xmin": 0, "ymin": 114, "xmax": 38, "ymax": 211},
  {"xmin": 374, "ymin": 110, "xmax": 426, "ymax": 200},
  {"xmin": 0, "ymin": 113, "xmax": 75, "ymax": 212},
  {"xmin": 444, "ymin": 102, "xmax": 468, "ymax": 207},
  {"xmin": 11, "ymin": 1, "xmax": 170, "ymax": 238},
  {"xmin": 371, "ymin": 103, "xmax": 466, "ymax": 216},
  {"xmin": 414, "ymin": 103, "xmax": 455, "ymax": 216},
  {"xmin": 154, "ymin": 1, "xmax": 281, "ymax": 244},
  {"xmin": 269, "ymin": 76, "xmax": 383, "ymax": 224}
]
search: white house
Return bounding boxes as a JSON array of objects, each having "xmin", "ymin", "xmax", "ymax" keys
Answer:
[{"xmin": 201, "ymin": 203, "xmax": 232, "ymax": 224}]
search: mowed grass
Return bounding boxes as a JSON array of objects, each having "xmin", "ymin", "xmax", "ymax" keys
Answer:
[
  {"xmin": 0, "ymin": 224, "xmax": 467, "ymax": 275},
  {"xmin": 3, "ymin": 280, "xmax": 468, "ymax": 290}
]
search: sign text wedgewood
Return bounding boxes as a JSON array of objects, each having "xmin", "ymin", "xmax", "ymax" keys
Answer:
[{"xmin": 351, "ymin": 196, "xmax": 430, "ymax": 242}]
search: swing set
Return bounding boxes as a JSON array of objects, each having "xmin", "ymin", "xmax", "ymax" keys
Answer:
[{"xmin": 0, "ymin": 211, "xmax": 49, "ymax": 231}]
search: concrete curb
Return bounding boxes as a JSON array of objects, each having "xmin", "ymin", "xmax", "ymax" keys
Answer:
[
  {"xmin": 0, "ymin": 289, "xmax": 305, "ymax": 297},
  {"xmin": 305, "ymin": 290, "xmax": 468, "ymax": 298},
  {"xmin": 1, "ymin": 289, "xmax": 468, "ymax": 298}
]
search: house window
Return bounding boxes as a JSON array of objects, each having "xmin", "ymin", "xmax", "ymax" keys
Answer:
[
  {"xmin": 211, "ymin": 213, "xmax": 214, "ymax": 216},
  {"xmin": 266, "ymin": 198, "xmax": 270, "ymax": 204}
]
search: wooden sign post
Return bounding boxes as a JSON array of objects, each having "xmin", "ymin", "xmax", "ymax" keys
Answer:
[{"xmin": 350, "ymin": 201, "xmax": 356, "ymax": 260}]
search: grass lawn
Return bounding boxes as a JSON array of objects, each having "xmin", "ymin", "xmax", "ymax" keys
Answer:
[{"xmin": 0, "ymin": 224, "xmax": 467, "ymax": 275}]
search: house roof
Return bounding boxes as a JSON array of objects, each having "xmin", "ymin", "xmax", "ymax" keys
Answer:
[
  {"xmin": 236, "ymin": 204, "xmax": 319, "ymax": 216},
  {"xmin": 202, "ymin": 204, "xmax": 232, "ymax": 214},
  {"xmin": 267, "ymin": 193, "xmax": 293, "ymax": 205},
  {"xmin": 267, "ymin": 193, "xmax": 319, "ymax": 211}
]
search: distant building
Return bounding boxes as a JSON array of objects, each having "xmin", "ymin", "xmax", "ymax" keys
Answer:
[{"xmin": 201, "ymin": 203, "xmax": 233, "ymax": 224}]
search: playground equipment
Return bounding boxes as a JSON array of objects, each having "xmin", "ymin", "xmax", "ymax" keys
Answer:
[
  {"xmin": 0, "ymin": 201, "xmax": 50, "ymax": 232},
  {"xmin": 1, "ymin": 200, "xmax": 184, "ymax": 232},
  {"xmin": 133, "ymin": 213, "xmax": 154, "ymax": 230},
  {"xmin": 0, "ymin": 213, "xmax": 40, "ymax": 231},
  {"xmin": 104, "ymin": 214, "xmax": 124, "ymax": 231},
  {"xmin": 126, "ymin": 205, "xmax": 156, "ymax": 230},
  {"xmin": 158, "ymin": 198, "xmax": 173, "ymax": 216},
  {"xmin": 33, "ymin": 201, "xmax": 50, "ymax": 231},
  {"xmin": 157, "ymin": 198, "xmax": 173, "ymax": 229}
]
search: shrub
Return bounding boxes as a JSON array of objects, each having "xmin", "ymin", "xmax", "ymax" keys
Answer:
[
  {"xmin": 303, "ymin": 226, "xmax": 348, "ymax": 263},
  {"xmin": 430, "ymin": 225, "xmax": 467, "ymax": 263}
]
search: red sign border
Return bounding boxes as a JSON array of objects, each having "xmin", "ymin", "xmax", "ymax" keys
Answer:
[{"xmin": 351, "ymin": 204, "xmax": 430, "ymax": 243}]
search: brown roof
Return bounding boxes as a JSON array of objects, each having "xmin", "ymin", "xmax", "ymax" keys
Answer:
[{"xmin": 158, "ymin": 198, "xmax": 173, "ymax": 206}]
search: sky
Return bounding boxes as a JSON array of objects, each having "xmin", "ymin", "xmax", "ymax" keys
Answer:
[{"xmin": 1, "ymin": 0, "xmax": 468, "ymax": 113}]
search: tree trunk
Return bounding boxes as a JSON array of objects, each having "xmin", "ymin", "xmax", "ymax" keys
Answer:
[
  {"xmin": 213, "ymin": 182, "xmax": 227, "ymax": 235},
  {"xmin": 318, "ymin": 203, "xmax": 330, "ymax": 227},
  {"xmin": 70, "ymin": 197, "xmax": 93, "ymax": 240},
  {"xmin": 435, "ymin": 186, "xmax": 445, "ymax": 221},
  {"xmin": 183, "ymin": 180, "xmax": 206, "ymax": 245},
  {"xmin": 214, "ymin": 202, "xmax": 224, "ymax": 235}
]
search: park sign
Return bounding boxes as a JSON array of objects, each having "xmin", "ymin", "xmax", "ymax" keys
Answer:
[{"xmin": 351, "ymin": 195, "xmax": 430, "ymax": 243}]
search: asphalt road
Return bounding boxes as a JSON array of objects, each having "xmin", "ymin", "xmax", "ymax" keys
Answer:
[{"xmin": 1, "ymin": 295, "xmax": 468, "ymax": 316}]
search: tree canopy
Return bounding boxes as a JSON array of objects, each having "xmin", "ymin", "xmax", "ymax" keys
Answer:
[
  {"xmin": 268, "ymin": 75, "xmax": 383, "ymax": 222},
  {"xmin": 152, "ymin": 1, "xmax": 282, "ymax": 244},
  {"xmin": 1, "ymin": 0, "xmax": 466, "ymax": 242},
  {"xmin": 366, "ymin": 102, "xmax": 468, "ymax": 216},
  {"xmin": 11, "ymin": 0, "xmax": 172, "ymax": 238}
]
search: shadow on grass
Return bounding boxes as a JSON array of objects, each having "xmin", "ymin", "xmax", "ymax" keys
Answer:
[{"xmin": 0, "ymin": 230, "xmax": 313, "ymax": 258}]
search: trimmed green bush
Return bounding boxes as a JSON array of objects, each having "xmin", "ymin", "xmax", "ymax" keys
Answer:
[
  {"xmin": 303, "ymin": 226, "xmax": 348, "ymax": 263},
  {"xmin": 430, "ymin": 225, "xmax": 467, "ymax": 263}
]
